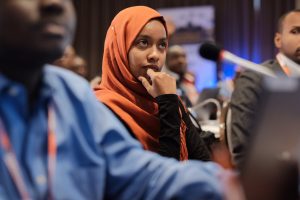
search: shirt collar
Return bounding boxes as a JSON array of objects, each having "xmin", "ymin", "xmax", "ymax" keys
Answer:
[
  {"xmin": 0, "ymin": 73, "xmax": 25, "ymax": 94},
  {"xmin": 0, "ymin": 65, "xmax": 54, "ymax": 101}
]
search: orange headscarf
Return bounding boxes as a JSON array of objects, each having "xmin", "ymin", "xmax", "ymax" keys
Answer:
[{"xmin": 94, "ymin": 6, "xmax": 188, "ymax": 160}]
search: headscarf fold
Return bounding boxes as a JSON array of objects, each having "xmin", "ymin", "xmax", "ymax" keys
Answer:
[{"xmin": 94, "ymin": 6, "xmax": 188, "ymax": 160}]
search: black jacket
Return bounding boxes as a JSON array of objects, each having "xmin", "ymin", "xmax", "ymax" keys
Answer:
[{"xmin": 229, "ymin": 60, "xmax": 283, "ymax": 168}]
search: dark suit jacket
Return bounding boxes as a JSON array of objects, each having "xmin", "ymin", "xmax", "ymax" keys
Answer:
[{"xmin": 229, "ymin": 60, "xmax": 284, "ymax": 168}]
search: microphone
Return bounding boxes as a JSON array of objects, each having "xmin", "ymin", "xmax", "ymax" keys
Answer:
[{"xmin": 199, "ymin": 42, "xmax": 276, "ymax": 77}]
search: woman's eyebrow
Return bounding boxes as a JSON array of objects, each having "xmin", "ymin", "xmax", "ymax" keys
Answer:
[
  {"xmin": 136, "ymin": 35, "xmax": 151, "ymax": 39},
  {"xmin": 136, "ymin": 35, "xmax": 167, "ymax": 40}
]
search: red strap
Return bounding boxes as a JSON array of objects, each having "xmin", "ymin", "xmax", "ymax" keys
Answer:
[{"xmin": 0, "ymin": 105, "xmax": 57, "ymax": 200}]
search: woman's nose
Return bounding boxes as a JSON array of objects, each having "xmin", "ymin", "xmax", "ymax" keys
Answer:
[{"xmin": 147, "ymin": 47, "xmax": 160, "ymax": 63}]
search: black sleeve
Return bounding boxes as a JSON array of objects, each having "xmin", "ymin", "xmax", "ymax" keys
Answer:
[
  {"xmin": 156, "ymin": 94, "xmax": 211, "ymax": 161},
  {"xmin": 230, "ymin": 70, "xmax": 263, "ymax": 167},
  {"xmin": 178, "ymin": 101, "xmax": 211, "ymax": 161},
  {"xmin": 156, "ymin": 94, "xmax": 181, "ymax": 160}
]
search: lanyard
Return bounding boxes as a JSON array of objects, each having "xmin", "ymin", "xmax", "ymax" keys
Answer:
[{"xmin": 0, "ymin": 105, "xmax": 57, "ymax": 200}]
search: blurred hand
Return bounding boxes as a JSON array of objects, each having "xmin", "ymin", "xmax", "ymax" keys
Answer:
[
  {"xmin": 138, "ymin": 68, "xmax": 176, "ymax": 98},
  {"xmin": 211, "ymin": 142, "xmax": 235, "ymax": 169},
  {"xmin": 220, "ymin": 171, "xmax": 246, "ymax": 200},
  {"xmin": 90, "ymin": 76, "xmax": 102, "ymax": 89}
]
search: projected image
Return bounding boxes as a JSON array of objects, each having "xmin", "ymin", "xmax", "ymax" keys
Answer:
[{"xmin": 159, "ymin": 6, "xmax": 216, "ymax": 91}]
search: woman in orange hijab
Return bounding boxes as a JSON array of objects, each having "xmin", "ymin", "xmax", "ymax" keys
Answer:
[{"xmin": 94, "ymin": 6, "xmax": 210, "ymax": 161}]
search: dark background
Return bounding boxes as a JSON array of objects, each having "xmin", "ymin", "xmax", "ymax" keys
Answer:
[{"xmin": 73, "ymin": 0, "xmax": 295, "ymax": 79}]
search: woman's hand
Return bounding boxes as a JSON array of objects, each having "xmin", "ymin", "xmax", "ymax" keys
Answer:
[{"xmin": 138, "ymin": 68, "xmax": 177, "ymax": 98}]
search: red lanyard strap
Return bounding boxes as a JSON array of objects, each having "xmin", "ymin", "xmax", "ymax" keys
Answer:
[
  {"xmin": 0, "ymin": 105, "xmax": 57, "ymax": 200},
  {"xmin": 0, "ymin": 119, "xmax": 31, "ymax": 200},
  {"xmin": 47, "ymin": 105, "xmax": 57, "ymax": 200}
]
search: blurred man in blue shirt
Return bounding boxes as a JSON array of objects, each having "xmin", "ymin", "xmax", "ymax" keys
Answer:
[{"xmin": 0, "ymin": 0, "xmax": 239, "ymax": 199}]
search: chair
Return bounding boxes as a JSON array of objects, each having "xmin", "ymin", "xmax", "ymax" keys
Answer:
[{"xmin": 189, "ymin": 98, "xmax": 222, "ymax": 138}]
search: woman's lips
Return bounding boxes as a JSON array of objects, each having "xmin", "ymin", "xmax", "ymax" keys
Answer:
[{"xmin": 145, "ymin": 65, "xmax": 160, "ymax": 72}]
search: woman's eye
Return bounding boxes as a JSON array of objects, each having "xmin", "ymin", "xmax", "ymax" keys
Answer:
[
  {"xmin": 137, "ymin": 39, "xmax": 148, "ymax": 48},
  {"xmin": 159, "ymin": 42, "xmax": 167, "ymax": 49}
]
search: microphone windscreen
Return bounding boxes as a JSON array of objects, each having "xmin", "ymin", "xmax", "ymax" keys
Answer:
[{"xmin": 199, "ymin": 42, "xmax": 222, "ymax": 61}]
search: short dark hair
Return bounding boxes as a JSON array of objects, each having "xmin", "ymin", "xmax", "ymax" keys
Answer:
[{"xmin": 277, "ymin": 9, "xmax": 300, "ymax": 33}]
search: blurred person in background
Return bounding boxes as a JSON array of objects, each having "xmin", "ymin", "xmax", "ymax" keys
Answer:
[
  {"xmin": 164, "ymin": 45, "xmax": 200, "ymax": 107},
  {"xmin": 53, "ymin": 45, "xmax": 75, "ymax": 67},
  {"xmin": 53, "ymin": 45, "xmax": 88, "ymax": 78},
  {"xmin": 229, "ymin": 9, "xmax": 300, "ymax": 168}
]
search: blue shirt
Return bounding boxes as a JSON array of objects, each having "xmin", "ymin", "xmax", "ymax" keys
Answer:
[{"xmin": 0, "ymin": 65, "xmax": 224, "ymax": 199}]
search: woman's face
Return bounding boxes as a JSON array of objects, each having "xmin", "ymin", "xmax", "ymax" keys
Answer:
[{"xmin": 128, "ymin": 19, "xmax": 168, "ymax": 81}]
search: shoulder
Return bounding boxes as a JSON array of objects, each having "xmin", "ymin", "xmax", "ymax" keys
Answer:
[
  {"xmin": 231, "ymin": 60, "xmax": 279, "ymax": 107},
  {"xmin": 235, "ymin": 59, "xmax": 279, "ymax": 90},
  {"xmin": 44, "ymin": 64, "xmax": 89, "ymax": 88},
  {"xmin": 45, "ymin": 65, "xmax": 137, "ymax": 144},
  {"xmin": 261, "ymin": 59, "xmax": 281, "ymax": 69},
  {"xmin": 44, "ymin": 65, "xmax": 90, "ymax": 99},
  {"xmin": 233, "ymin": 70, "xmax": 262, "ymax": 97}
]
